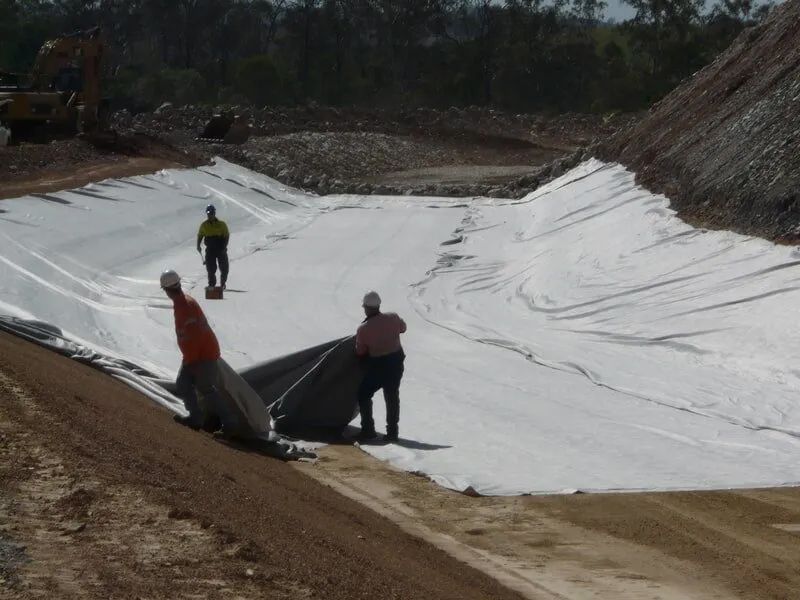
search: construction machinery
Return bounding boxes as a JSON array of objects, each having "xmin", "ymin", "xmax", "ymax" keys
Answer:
[
  {"xmin": 198, "ymin": 111, "xmax": 251, "ymax": 145},
  {"xmin": 0, "ymin": 27, "xmax": 109, "ymax": 142}
]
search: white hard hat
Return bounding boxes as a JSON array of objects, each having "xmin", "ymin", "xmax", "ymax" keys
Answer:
[
  {"xmin": 362, "ymin": 291, "xmax": 381, "ymax": 308},
  {"xmin": 160, "ymin": 269, "xmax": 181, "ymax": 289}
]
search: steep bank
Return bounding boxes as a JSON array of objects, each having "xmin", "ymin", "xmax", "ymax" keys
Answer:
[{"xmin": 601, "ymin": 0, "xmax": 800, "ymax": 242}]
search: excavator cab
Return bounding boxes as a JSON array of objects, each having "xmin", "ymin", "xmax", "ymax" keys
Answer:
[{"xmin": 0, "ymin": 27, "xmax": 108, "ymax": 141}]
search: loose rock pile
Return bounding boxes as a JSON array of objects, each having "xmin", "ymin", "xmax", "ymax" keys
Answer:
[
  {"xmin": 211, "ymin": 133, "xmax": 589, "ymax": 198},
  {"xmin": 112, "ymin": 105, "xmax": 627, "ymax": 198},
  {"xmin": 113, "ymin": 104, "xmax": 629, "ymax": 145}
]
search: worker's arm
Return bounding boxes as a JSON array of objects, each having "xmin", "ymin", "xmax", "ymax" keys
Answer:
[
  {"xmin": 355, "ymin": 327, "xmax": 369, "ymax": 357},
  {"xmin": 222, "ymin": 222, "xmax": 230, "ymax": 250},
  {"xmin": 196, "ymin": 223, "xmax": 206, "ymax": 253},
  {"xmin": 395, "ymin": 314, "xmax": 407, "ymax": 334}
]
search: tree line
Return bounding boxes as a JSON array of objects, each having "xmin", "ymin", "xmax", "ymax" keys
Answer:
[{"xmin": 0, "ymin": 0, "xmax": 773, "ymax": 113}]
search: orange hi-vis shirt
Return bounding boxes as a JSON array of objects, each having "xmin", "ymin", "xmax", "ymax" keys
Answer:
[
  {"xmin": 173, "ymin": 293, "xmax": 220, "ymax": 365},
  {"xmin": 355, "ymin": 312, "xmax": 407, "ymax": 358}
]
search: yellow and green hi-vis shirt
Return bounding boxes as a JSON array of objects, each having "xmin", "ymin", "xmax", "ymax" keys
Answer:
[{"xmin": 198, "ymin": 219, "xmax": 229, "ymax": 251}]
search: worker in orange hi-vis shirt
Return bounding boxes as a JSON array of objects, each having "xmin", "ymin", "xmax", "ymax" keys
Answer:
[{"xmin": 160, "ymin": 269, "xmax": 242, "ymax": 437}]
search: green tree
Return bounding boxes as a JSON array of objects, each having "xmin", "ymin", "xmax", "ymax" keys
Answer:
[
  {"xmin": 134, "ymin": 68, "xmax": 207, "ymax": 107},
  {"xmin": 234, "ymin": 54, "xmax": 291, "ymax": 105}
]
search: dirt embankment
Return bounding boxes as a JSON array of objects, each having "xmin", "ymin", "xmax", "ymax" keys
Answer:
[
  {"xmin": 117, "ymin": 104, "xmax": 627, "ymax": 150},
  {"xmin": 306, "ymin": 445, "xmax": 800, "ymax": 600},
  {"xmin": 0, "ymin": 133, "xmax": 206, "ymax": 200},
  {"xmin": 5, "ymin": 325, "xmax": 800, "ymax": 600},
  {"xmin": 1, "ymin": 107, "xmax": 631, "ymax": 201},
  {"xmin": 0, "ymin": 331, "xmax": 524, "ymax": 600},
  {"xmin": 600, "ymin": 0, "xmax": 800, "ymax": 242},
  {"xmin": 116, "ymin": 106, "xmax": 633, "ymax": 198}
]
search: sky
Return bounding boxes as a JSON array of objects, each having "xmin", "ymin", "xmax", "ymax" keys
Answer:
[
  {"xmin": 605, "ymin": 0, "xmax": 636, "ymax": 21},
  {"xmin": 603, "ymin": 0, "xmax": 783, "ymax": 21}
]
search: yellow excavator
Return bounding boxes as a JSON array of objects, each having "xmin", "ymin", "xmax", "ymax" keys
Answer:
[{"xmin": 0, "ymin": 27, "xmax": 108, "ymax": 142}]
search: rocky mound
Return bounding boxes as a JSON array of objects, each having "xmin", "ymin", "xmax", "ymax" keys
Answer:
[
  {"xmin": 213, "ymin": 132, "xmax": 589, "ymax": 198},
  {"xmin": 601, "ymin": 0, "xmax": 800, "ymax": 242},
  {"xmin": 112, "ymin": 105, "xmax": 621, "ymax": 198},
  {"xmin": 114, "ymin": 104, "xmax": 629, "ymax": 150}
]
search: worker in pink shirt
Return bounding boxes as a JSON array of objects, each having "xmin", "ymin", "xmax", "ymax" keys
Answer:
[{"xmin": 354, "ymin": 291, "xmax": 406, "ymax": 442}]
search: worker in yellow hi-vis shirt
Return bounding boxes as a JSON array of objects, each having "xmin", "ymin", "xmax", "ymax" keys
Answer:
[{"xmin": 197, "ymin": 204, "xmax": 230, "ymax": 289}]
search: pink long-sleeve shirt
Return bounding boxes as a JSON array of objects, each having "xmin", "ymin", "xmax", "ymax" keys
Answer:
[{"xmin": 355, "ymin": 312, "xmax": 407, "ymax": 358}]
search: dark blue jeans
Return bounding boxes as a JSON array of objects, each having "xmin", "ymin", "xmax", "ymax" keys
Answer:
[
  {"xmin": 358, "ymin": 351, "xmax": 404, "ymax": 436},
  {"xmin": 205, "ymin": 249, "xmax": 229, "ymax": 287}
]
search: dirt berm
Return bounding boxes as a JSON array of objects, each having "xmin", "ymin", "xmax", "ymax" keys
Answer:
[
  {"xmin": 600, "ymin": 0, "xmax": 800, "ymax": 242},
  {"xmin": 0, "ymin": 331, "xmax": 524, "ymax": 600}
]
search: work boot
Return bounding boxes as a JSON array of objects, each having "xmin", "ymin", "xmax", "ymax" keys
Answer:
[
  {"xmin": 173, "ymin": 414, "xmax": 200, "ymax": 430},
  {"xmin": 201, "ymin": 415, "xmax": 222, "ymax": 434},
  {"xmin": 213, "ymin": 428, "xmax": 247, "ymax": 443},
  {"xmin": 355, "ymin": 428, "xmax": 378, "ymax": 442},
  {"xmin": 382, "ymin": 432, "xmax": 398, "ymax": 443}
]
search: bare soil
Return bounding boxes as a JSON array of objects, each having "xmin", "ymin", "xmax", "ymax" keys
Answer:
[
  {"xmin": 0, "ymin": 133, "xmax": 205, "ymax": 200},
  {"xmin": 369, "ymin": 165, "xmax": 540, "ymax": 187},
  {"xmin": 3, "ymin": 327, "xmax": 800, "ymax": 599},
  {"xmin": 301, "ymin": 445, "xmax": 800, "ymax": 600},
  {"xmin": 0, "ymin": 331, "xmax": 525, "ymax": 600},
  {"xmin": 115, "ymin": 106, "xmax": 631, "ymax": 197},
  {"xmin": 1, "ymin": 107, "xmax": 615, "ymax": 201},
  {"xmin": 0, "ymin": 157, "xmax": 190, "ymax": 201}
]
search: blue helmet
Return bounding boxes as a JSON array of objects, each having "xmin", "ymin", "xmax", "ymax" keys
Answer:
[{"xmin": 205, "ymin": 204, "xmax": 216, "ymax": 216}]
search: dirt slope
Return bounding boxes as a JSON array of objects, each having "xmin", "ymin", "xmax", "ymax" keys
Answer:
[
  {"xmin": 601, "ymin": 0, "xmax": 800, "ymax": 242},
  {"xmin": 0, "ymin": 134, "xmax": 205, "ymax": 200},
  {"xmin": 0, "ymin": 332, "xmax": 524, "ymax": 600},
  {"xmin": 305, "ymin": 445, "xmax": 800, "ymax": 600},
  {"xmin": 5, "ymin": 330, "xmax": 800, "ymax": 600}
]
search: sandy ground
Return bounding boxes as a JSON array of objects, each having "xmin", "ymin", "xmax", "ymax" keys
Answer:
[
  {"xmin": 0, "ymin": 332, "xmax": 526, "ymax": 599},
  {"xmin": 3, "ymin": 326, "xmax": 800, "ymax": 599},
  {"xmin": 0, "ymin": 157, "xmax": 189, "ymax": 200},
  {"xmin": 0, "ymin": 133, "xmax": 205, "ymax": 201},
  {"xmin": 296, "ymin": 443, "xmax": 800, "ymax": 600},
  {"xmin": 368, "ymin": 165, "xmax": 538, "ymax": 186}
]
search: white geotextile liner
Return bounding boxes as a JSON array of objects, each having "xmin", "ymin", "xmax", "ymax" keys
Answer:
[{"xmin": 3, "ymin": 158, "xmax": 800, "ymax": 494}]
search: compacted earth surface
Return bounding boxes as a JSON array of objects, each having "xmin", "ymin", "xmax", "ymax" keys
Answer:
[
  {"xmin": 0, "ymin": 332, "xmax": 525, "ymax": 600},
  {"xmin": 0, "ymin": 133, "xmax": 204, "ymax": 200},
  {"xmin": 4, "ymin": 329, "xmax": 800, "ymax": 600}
]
